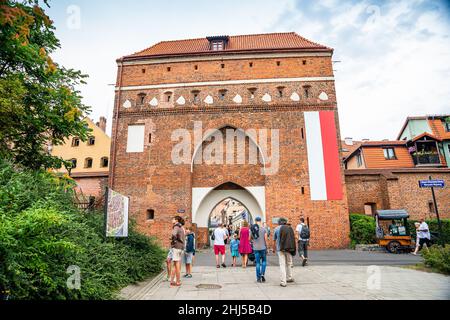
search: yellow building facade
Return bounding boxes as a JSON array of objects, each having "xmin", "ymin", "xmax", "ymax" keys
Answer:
[{"xmin": 52, "ymin": 117, "xmax": 110, "ymax": 198}]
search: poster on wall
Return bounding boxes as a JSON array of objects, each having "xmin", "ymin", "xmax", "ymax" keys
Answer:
[{"xmin": 105, "ymin": 188, "xmax": 129, "ymax": 237}]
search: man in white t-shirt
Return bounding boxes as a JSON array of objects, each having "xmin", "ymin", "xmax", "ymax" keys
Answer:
[
  {"xmin": 417, "ymin": 218, "xmax": 432, "ymax": 251},
  {"xmin": 213, "ymin": 223, "xmax": 229, "ymax": 268}
]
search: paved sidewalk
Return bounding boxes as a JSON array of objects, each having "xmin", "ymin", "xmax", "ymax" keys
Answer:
[{"xmin": 121, "ymin": 265, "xmax": 450, "ymax": 300}]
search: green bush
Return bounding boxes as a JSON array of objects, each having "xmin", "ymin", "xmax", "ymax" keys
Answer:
[
  {"xmin": 422, "ymin": 246, "xmax": 450, "ymax": 275},
  {"xmin": 407, "ymin": 219, "xmax": 450, "ymax": 244},
  {"xmin": 0, "ymin": 160, "xmax": 165, "ymax": 300},
  {"xmin": 349, "ymin": 214, "xmax": 377, "ymax": 248}
]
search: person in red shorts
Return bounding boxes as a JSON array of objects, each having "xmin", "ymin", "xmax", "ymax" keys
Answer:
[{"xmin": 212, "ymin": 223, "xmax": 229, "ymax": 268}]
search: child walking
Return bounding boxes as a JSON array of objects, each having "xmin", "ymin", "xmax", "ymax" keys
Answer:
[
  {"xmin": 183, "ymin": 227, "xmax": 195, "ymax": 278},
  {"xmin": 230, "ymin": 234, "xmax": 240, "ymax": 267}
]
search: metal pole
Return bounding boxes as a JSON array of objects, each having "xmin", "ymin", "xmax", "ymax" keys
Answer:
[{"xmin": 429, "ymin": 176, "xmax": 444, "ymax": 246}]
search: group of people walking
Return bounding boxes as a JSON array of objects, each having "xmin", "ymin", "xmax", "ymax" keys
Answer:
[
  {"xmin": 167, "ymin": 214, "xmax": 310, "ymax": 287},
  {"xmin": 212, "ymin": 216, "xmax": 310, "ymax": 287}
]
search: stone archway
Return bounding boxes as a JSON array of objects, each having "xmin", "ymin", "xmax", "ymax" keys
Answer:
[{"xmin": 192, "ymin": 182, "xmax": 265, "ymax": 248}]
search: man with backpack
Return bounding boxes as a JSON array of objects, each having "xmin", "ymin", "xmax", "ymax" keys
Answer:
[
  {"xmin": 273, "ymin": 218, "xmax": 296, "ymax": 287},
  {"xmin": 296, "ymin": 217, "xmax": 310, "ymax": 267},
  {"xmin": 251, "ymin": 216, "xmax": 268, "ymax": 283}
]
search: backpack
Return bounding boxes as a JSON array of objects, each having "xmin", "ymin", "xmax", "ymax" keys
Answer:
[
  {"xmin": 186, "ymin": 233, "xmax": 195, "ymax": 252},
  {"xmin": 300, "ymin": 224, "xmax": 310, "ymax": 240},
  {"xmin": 250, "ymin": 224, "xmax": 260, "ymax": 240}
]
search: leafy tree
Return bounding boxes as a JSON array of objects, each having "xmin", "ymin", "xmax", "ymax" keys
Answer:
[{"xmin": 0, "ymin": 0, "xmax": 91, "ymax": 170}]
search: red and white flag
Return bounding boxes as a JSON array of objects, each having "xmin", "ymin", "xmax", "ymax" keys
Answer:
[{"xmin": 304, "ymin": 111, "xmax": 343, "ymax": 201}]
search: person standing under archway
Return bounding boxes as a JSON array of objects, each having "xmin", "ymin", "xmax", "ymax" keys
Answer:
[
  {"xmin": 239, "ymin": 220, "xmax": 252, "ymax": 268},
  {"xmin": 213, "ymin": 223, "xmax": 229, "ymax": 268}
]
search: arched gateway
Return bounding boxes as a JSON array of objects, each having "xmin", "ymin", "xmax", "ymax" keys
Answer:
[{"xmin": 192, "ymin": 182, "xmax": 265, "ymax": 247}]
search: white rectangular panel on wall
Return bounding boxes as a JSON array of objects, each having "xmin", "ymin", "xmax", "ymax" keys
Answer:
[{"xmin": 126, "ymin": 124, "xmax": 145, "ymax": 153}]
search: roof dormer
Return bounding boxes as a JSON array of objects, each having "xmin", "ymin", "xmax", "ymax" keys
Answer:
[{"xmin": 206, "ymin": 35, "xmax": 229, "ymax": 51}]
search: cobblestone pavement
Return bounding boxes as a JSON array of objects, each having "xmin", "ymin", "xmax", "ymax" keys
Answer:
[{"xmin": 121, "ymin": 264, "xmax": 450, "ymax": 300}]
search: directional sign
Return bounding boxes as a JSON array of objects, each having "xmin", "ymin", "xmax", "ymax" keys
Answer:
[{"xmin": 419, "ymin": 180, "xmax": 445, "ymax": 188}]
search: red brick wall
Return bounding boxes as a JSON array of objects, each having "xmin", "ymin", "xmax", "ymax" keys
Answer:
[
  {"xmin": 74, "ymin": 177, "xmax": 108, "ymax": 198},
  {"xmin": 345, "ymin": 171, "xmax": 450, "ymax": 220},
  {"xmin": 111, "ymin": 54, "xmax": 350, "ymax": 249}
]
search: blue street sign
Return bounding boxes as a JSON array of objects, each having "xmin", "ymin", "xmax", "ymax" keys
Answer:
[{"xmin": 419, "ymin": 180, "xmax": 445, "ymax": 188}]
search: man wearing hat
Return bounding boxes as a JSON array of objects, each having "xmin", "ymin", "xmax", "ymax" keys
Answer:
[{"xmin": 251, "ymin": 216, "xmax": 268, "ymax": 283}]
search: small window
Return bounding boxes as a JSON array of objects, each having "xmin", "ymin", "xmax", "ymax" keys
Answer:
[
  {"xmin": 147, "ymin": 209, "xmax": 155, "ymax": 220},
  {"xmin": 221, "ymin": 63, "xmax": 225, "ymax": 69},
  {"xmin": 276, "ymin": 61, "xmax": 281, "ymax": 66},
  {"xmin": 192, "ymin": 90, "xmax": 200, "ymax": 104},
  {"xmin": 248, "ymin": 88, "xmax": 257, "ymax": 99},
  {"xmin": 301, "ymin": 187, "xmax": 305, "ymax": 195},
  {"xmin": 165, "ymin": 92, "xmax": 172, "ymax": 102},
  {"xmin": 277, "ymin": 86, "xmax": 285, "ymax": 98},
  {"xmin": 142, "ymin": 68, "xmax": 146, "ymax": 74},
  {"xmin": 302, "ymin": 60, "xmax": 307, "ymax": 65},
  {"xmin": 167, "ymin": 67, "xmax": 171, "ymax": 72},
  {"xmin": 357, "ymin": 153, "xmax": 363, "ymax": 167},
  {"xmin": 219, "ymin": 90, "xmax": 227, "ymax": 100},
  {"xmin": 194, "ymin": 65, "xmax": 198, "ymax": 70},
  {"xmin": 303, "ymin": 85, "xmax": 311, "ymax": 99},
  {"xmin": 84, "ymin": 158, "xmax": 93, "ymax": 168},
  {"xmin": 211, "ymin": 41, "xmax": 224, "ymax": 51},
  {"xmin": 383, "ymin": 148, "xmax": 396, "ymax": 160},
  {"xmin": 72, "ymin": 137, "xmax": 80, "ymax": 147},
  {"xmin": 101, "ymin": 157, "xmax": 109, "ymax": 168},
  {"xmin": 301, "ymin": 128, "xmax": 304, "ymax": 140},
  {"xmin": 88, "ymin": 136, "xmax": 95, "ymax": 146},
  {"xmin": 445, "ymin": 121, "xmax": 450, "ymax": 132},
  {"xmin": 69, "ymin": 158, "xmax": 77, "ymax": 169},
  {"xmin": 138, "ymin": 93, "xmax": 146, "ymax": 105},
  {"xmin": 249, "ymin": 62, "xmax": 253, "ymax": 67},
  {"xmin": 149, "ymin": 133, "xmax": 152, "ymax": 143}
]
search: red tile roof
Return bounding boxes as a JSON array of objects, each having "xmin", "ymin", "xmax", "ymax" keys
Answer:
[
  {"xmin": 122, "ymin": 32, "xmax": 332, "ymax": 60},
  {"xmin": 428, "ymin": 119, "xmax": 450, "ymax": 140}
]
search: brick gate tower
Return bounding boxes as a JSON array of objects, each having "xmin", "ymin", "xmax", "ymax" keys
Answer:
[{"xmin": 110, "ymin": 32, "xmax": 350, "ymax": 248}]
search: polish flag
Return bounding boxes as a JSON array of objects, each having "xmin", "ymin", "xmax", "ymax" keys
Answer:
[{"xmin": 304, "ymin": 111, "xmax": 343, "ymax": 201}]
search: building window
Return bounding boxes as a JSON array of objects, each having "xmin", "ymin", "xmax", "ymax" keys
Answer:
[
  {"xmin": 146, "ymin": 209, "xmax": 155, "ymax": 220},
  {"xmin": 445, "ymin": 121, "xmax": 450, "ymax": 132},
  {"xmin": 137, "ymin": 93, "xmax": 146, "ymax": 105},
  {"xmin": 383, "ymin": 148, "xmax": 396, "ymax": 160},
  {"xmin": 194, "ymin": 65, "xmax": 198, "ymax": 70},
  {"xmin": 219, "ymin": 89, "xmax": 227, "ymax": 100},
  {"xmin": 167, "ymin": 67, "xmax": 171, "ymax": 72},
  {"xmin": 303, "ymin": 60, "xmax": 307, "ymax": 65},
  {"xmin": 277, "ymin": 86, "xmax": 285, "ymax": 98},
  {"xmin": 88, "ymin": 136, "xmax": 95, "ymax": 146},
  {"xmin": 69, "ymin": 158, "xmax": 77, "ymax": 169},
  {"xmin": 165, "ymin": 91, "xmax": 172, "ymax": 102},
  {"xmin": 72, "ymin": 137, "xmax": 80, "ymax": 147},
  {"xmin": 84, "ymin": 158, "xmax": 93, "ymax": 168},
  {"xmin": 192, "ymin": 90, "xmax": 200, "ymax": 104},
  {"xmin": 211, "ymin": 41, "xmax": 224, "ymax": 51},
  {"xmin": 277, "ymin": 61, "xmax": 281, "ymax": 66},
  {"xmin": 301, "ymin": 128, "xmax": 304, "ymax": 139},
  {"xmin": 101, "ymin": 157, "xmax": 109, "ymax": 168},
  {"xmin": 357, "ymin": 153, "xmax": 363, "ymax": 167},
  {"xmin": 249, "ymin": 62, "xmax": 253, "ymax": 67},
  {"xmin": 303, "ymin": 85, "xmax": 311, "ymax": 99},
  {"xmin": 221, "ymin": 63, "xmax": 225, "ymax": 69},
  {"xmin": 248, "ymin": 87, "xmax": 257, "ymax": 99},
  {"xmin": 142, "ymin": 68, "xmax": 146, "ymax": 74}
]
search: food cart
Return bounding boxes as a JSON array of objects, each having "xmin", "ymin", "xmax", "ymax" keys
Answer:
[{"xmin": 375, "ymin": 210, "xmax": 414, "ymax": 253}]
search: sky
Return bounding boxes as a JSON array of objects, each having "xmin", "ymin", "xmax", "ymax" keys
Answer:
[{"xmin": 45, "ymin": 0, "xmax": 450, "ymax": 140}]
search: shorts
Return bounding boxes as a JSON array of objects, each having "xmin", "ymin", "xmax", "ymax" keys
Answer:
[
  {"xmin": 172, "ymin": 248, "xmax": 183, "ymax": 262},
  {"xmin": 184, "ymin": 252, "xmax": 194, "ymax": 264},
  {"xmin": 231, "ymin": 249, "xmax": 239, "ymax": 257},
  {"xmin": 214, "ymin": 245, "xmax": 226, "ymax": 255},
  {"xmin": 166, "ymin": 248, "xmax": 173, "ymax": 261}
]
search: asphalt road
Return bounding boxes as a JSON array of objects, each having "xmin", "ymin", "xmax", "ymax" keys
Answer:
[{"xmin": 193, "ymin": 248, "xmax": 423, "ymax": 267}]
